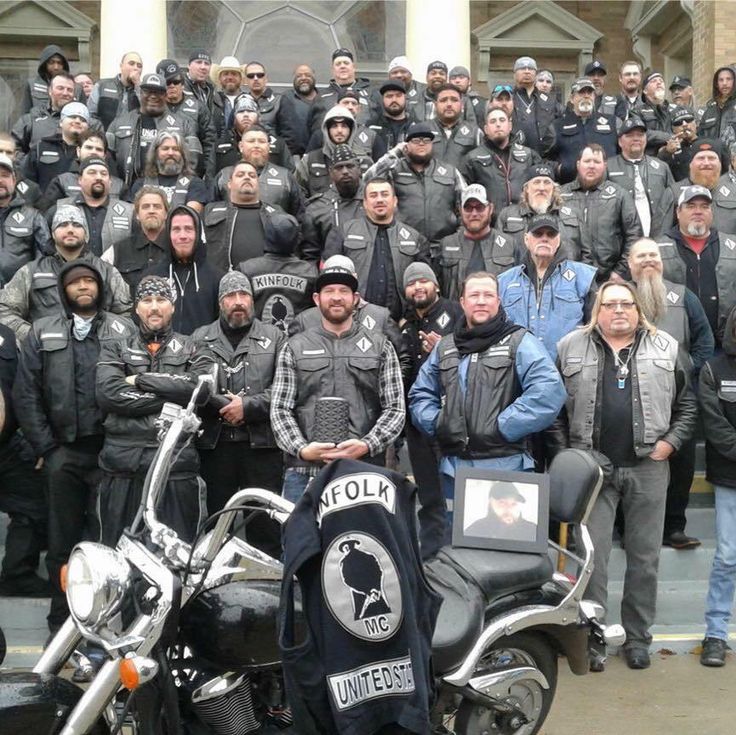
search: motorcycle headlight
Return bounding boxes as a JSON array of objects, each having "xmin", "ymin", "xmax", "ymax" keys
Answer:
[{"xmin": 66, "ymin": 542, "xmax": 131, "ymax": 628}]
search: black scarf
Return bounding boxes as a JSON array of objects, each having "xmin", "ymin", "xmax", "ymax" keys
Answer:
[
  {"xmin": 220, "ymin": 314, "xmax": 252, "ymax": 349},
  {"xmin": 453, "ymin": 304, "xmax": 522, "ymax": 356}
]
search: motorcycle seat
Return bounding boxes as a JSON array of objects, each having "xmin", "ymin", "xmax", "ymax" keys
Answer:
[{"xmin": 425, "ymin": 548, "xmax": 554, "ymax": 673}]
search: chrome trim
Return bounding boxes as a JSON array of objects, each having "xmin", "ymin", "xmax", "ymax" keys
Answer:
[
  {"xmin": 468, "ymin": 666, "xmax": 549, "ymax": 699},
  {"xmin": 579, "ymin": 600, "xmax": 605, "ymax": 621},
  {"xmin": 191, "ymin": 672, "xmax": 247, "ymax": 703},
  {"xmin": 33, "ymin": 616, "xmax": 81, "ymax": 675},
  {"xmin": 59, "ymin": 659, "xmax": 124, "ymax": 735}
]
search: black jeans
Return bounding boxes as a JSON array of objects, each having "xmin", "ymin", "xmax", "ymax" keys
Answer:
[
  {"xmin": 0, "ymin": 437, "xmax": 46, "ymax": 583},
  {"xmin": 664, "ymin": 436, "xmax": 697, "ymax": 537}
]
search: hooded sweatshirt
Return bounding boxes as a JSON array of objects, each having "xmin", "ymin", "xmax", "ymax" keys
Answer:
[
  {"xmin": 22, "ymin": 45, "xmax": 72, "ymax": 114},
  {"xmin": 145, "ymin": 205, "xmax": 224, "ymax": 335},
  {"xmin": 700, "ymin": 66, "xmax": 736, "ymax": 138}
]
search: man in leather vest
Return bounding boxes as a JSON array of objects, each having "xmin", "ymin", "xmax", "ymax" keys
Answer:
[
  {"xmin": 392, "ymin": 121, "xmax": 463, "ymax": 246},
  {"xmin": 209, "ymin": 56, "xmax": 247, "ymax": 139},
  {"xmin": 277, "ymin": 64, "xmax": 320, "ymax": 156},
  {"xmin": 13, "ymin": 260, "xmax": 134, "ymax": 633},
  {"xmin": 488, "ymin": 84, "xmax": 529, "ymax": 147},
  {"xmin": 409, "ymin": 270, "xmax": 565, "ymax": 539},
  {"xmin": 184, "ymin": 50, "xmax": 215, "ymax": 111},
  {"xmin": 0, "ymin": 132, "xmax": 41, "ymax": 208},
  {"xmin": 509, "ymin": 56, "xmax": 558, "ymax": 155},
  {"xmin": 657, "ymin": 106, "xmax": 701, "ymax": 182},
  {"xmin": 586, "ymin": 60, "xmax": 619, "ymax": 118},
  {"xmin": 697, "ymin": 66, "xmax": 736, "ymax": 142},
  {"xmin": 657, "ymin": 185, "xmax": 736, "ymax": 344},
  {"xmin": 607, "ymin": 116, "xmax": 675, "ymax": 238},
  {"xmin": 102, "ymin": 185, "xmax": 168, "ymax": 292},
  {"xmin": 214, "ymin": 125, "xmax": 303, "ymax": 220},
  {"xmin": 401, "ymin": 262, "xmax": 463, "ymax": 559},
  {"xmin": 22, "ymin": 102, "xmax": 90, "ymax": 193},
  {"xmin": 545, "ymin": 77, "xmax": 618, "ymax": 185},
  {"xmin": 21, "ymin": 44, "xmax": 71, "ymax": 115},
  {"xmin": 560, "ymin": 144, "xmax": 642, "ymax": 282},
  {"xmin": 300, "ymin": 144, "xmax": 364, "ymax": 262},
  {"xmin": 271, "ymin": 263, "xmax": 405, "ymax": 502},
  {"xmin": 0, "ymin": 152, "xmax": 50, "ymax": 287},
  {"xmin": 627, "ymin": 238, "xmax": 714, "ymax": 551},
  {"xmin": 429, "ymin": 83, "xmax": 483, "ymax": 171},
  {"xmin": 107, "ymin": 73, "xmax": 200, "ymax": 187},
  {"xmin": 449, "ymin": 65, "xmax": 488, "ymax": 128},
  {"xmin": 50, "ymin": 157, "xmax": 135, "ymax": 256},
  {"xmin": 87, "ymin": 52, "xmax": 142, "ymax": 131},
  {"xmin": 127, "ymin": 129, "xmax": 209, "ymax": 213},
  {"xmin": 498, "ymin": 213, "xmax": 597, "ymax": 360},
  {"xmin": 698, "ymin": 306, "xmax": 736, "ymax": 667},
  {"xmin": 238, "ymin": 213, "xmax": 316, "ymax": 333},
  {"xmin": 438, "ymin": 184, "xmax": 515, "ymax": 300},
  {"xmin": 553, "ymin": 281, "xmax": 696, "ymax": 670},
  {"xmin": 193, "ymin": 270, "xmax": 285, "ymax": 516},
  {"xmin": 322, "ymin": 177, "xmax": 431, "ymax": 320},
  {"xmin": 462, "ymin": 107, "xmax": 541, "ymax": 216},
  {"xmin": 633, "ymin": 72, "xmax": 673, "ymax": 156},
  {"xmin": 0, "ymin": 204, "xmax": 131, "ymax": 342},
  {"xmin": 366, "ymin": 80, "xmax": 414, "ymax": 151},
  {"xmin": 96, "ymin": 276, "xmax": 213, "ymax": 546},
  {"xmin": 242, "ymin": 61, "xmax": 282, "ymax": 137},
  {"xmin": 497, "ymin": 163, "xmax": 591, "ymax": 263},
  {"xmin": 616, "ymin": 61, "xmax": 644, "ymax": 121}
]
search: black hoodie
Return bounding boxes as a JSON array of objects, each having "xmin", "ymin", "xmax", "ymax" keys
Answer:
[
  {"xmin": 145, "ymin": 205, "xmax": 223, "ymax": 335},
  {"xmin": 22, "ymin": 45, "xmax": 72, "ymax": 114}
]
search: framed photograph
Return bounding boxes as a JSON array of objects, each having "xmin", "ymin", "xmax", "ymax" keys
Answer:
[{"xmin": 452, "ymin": 468, "xmax": 550, "ymax": 554}]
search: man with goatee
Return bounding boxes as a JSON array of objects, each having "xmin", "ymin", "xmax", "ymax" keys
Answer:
[
  {"xmin": 658, "ymin": 185, "xmax": 736, "ymax": 345},
  {"xmin": 633, "ymin": 72, "xmax": 673, "ymax": 155},
  {"xmin": 627, "ymin": 238, "xmax": 713, "ymax": 550},
  {"xmin": 671, "ymin": 139, "xmax": 736, "ymax": 234}
]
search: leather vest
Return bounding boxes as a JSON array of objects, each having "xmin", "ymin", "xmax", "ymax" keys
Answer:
[
  {"xmin": 96, "ymin": 76, "xmax": 136, "ymax": 130},
  {"xmin": 216, "ymin": 164, "xmax": 294, "ymax": 213},
  {"xmin": 56, "ymin": 171, "xmax": 124, "ymax": 201},
  {"xmin": 434, "ymin": 330, "xmax": 526, "ymax": 458},
  {"xmin": 58, "ymin": 197, "xmax": 134, "ymax": 255},
  {"xmin": 0, "ymin": 201, "xmax": 43, "ymax": 286},
  {"xmin": 430, "ymin": 119, "xmax": 481, "ymax": 170},
  {"xmin": 143, "ymin": 175, "xmax": 193, "ymax": 209}
]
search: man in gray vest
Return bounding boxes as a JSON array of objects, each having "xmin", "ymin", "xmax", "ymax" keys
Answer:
[
  {"xmin": 627, "ymin": 238, "xmax": 714, "ymax": 550},
  {"xmin": 554, "ymin": 281, "xmax": 697, "ymax": 670},
  {"xmin": 51, "ymin": 157, "xmax": 134, "ymax": 256},
  {"xmin": 658, "ymin": 184, "xmax": 736, "ymax": 344},
  {"xmin": 437, "ymin": 184, "xmax": 515, "ymax": 300},
  {"xmin": 429, "ymin": 83, "xmax": 483, "ymax": 171},
  {"xmin": 0, "ymin": 204, "xmax": 131, "ymax": 343},
  {"xmin": 607, "ymin": 117, "xmax": 676, "ymax": 238},
  {"xmin": 87, "ymin": 52, "xmax": 142, "ymax": 131},
  {"xmin": 322, "ymin": 177, "xmax": 431, "ymax": 320},
  {"xmin": 271, "ymin": 263, "xmax": 405, "ymax": 501},
  {"xmin": 0, "ymin": 152, "xmax": 50, "ymax": 287}
]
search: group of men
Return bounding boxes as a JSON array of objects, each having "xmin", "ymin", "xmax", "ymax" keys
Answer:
[{"xmin": 2, "ymin": 42, "xmax": 736, "ymax": 677}]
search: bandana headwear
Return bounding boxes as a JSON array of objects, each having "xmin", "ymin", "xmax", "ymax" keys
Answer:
[
  {"xmin": 234, "ymin": 95, "xmax": 259, "ymax": 114},
  {"xmin": 218, "ymin": 271, "xmax": 252, "ymax": 300},
  {"xmin": 135, "ymin": 275, "xmax": 175, "ymax": 305},
  {"xmin": 52, "ymin": 204, "xmax": 89, "ymax": 240},
  {"xmin": 331, "ymin": 144, "xmax": 358, "ymax": 165}
]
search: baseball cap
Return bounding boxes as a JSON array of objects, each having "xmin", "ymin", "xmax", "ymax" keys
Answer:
[
  {"xmin": 678, "ymin": 185, "xmax": 713, "ymax": 206},
  {"xmin": 379, "ymin": 79, "xmax": 406, "ymax": 95},
  {"xmin": 332, "ymin": 48, "xmax": 354, "ymax": 62},
  {"xmin": 60, "ymin": 102, "xmax": 90, "ymax": 122},
  {"xmin": 337, "ymin": 88, "xmax": 360, "ymax": 102},
  {"xmin": 584, "ymin": 60, "xmax": 607, "ymax": 75},
  {"xmin": 140, "ymin": 73, "xmax": 166, "ymax": 93},
  {"xmin": 528, "ymin": 213, "xmax": 559, "ymax": 234},
  {"xmin": 514, "ymin": 56, "xmax": 537, "ymax": 71},
  {"xmin": 671, "ymin": 106, "xmax": 696, "ymax": 125},
  {"xmin": 618, "ymin": 116, "xmax": 647, "ymax": 135},
  {"xmin": 388, "ymin": 56, "xmax": 412, "ymax": 75},
  {"xmin": 571, "ymin": 78, "xmax": 595, "ymax": 93},
  {"xmin": 461, "ymin": 184, "xmax": 489, "ymax": 207},
  {"xmin": 491, "ymin": 84, "xmax": 513, "ymax": 99},
  {"xmin": 315, "ymin": 265, "xmax": 359, "ymax": 292},
  {"xmin": 642, "ymin": 72, "xmax": 664, "ymax": 87},
  {"xmin": 0, "ymin": 153, "xmax": 14, "ymax": 173},
  {"xmin": 670, "ymin": 75, "xmax": 692, "ymax": 90},
  {"xmin": 449, "ymin": 65, "xmax": 470, "ymax": 78},
  {"xmin": 323, "ymin": 255, "xmax": 357, "ymax": 275},
  {"xmin": 427, "ymin": 60, "xmax": 448, "ymax": 74},
  {"xmin": 489, "ymin": 482, "xmax": 525, "ymax": 502},
  {"xmin": 525, "ymin": 164, "xmax": 556, "ymax": 183},
  {"xmin": 156, "ymin": 58, "xmax": 183, "ymax": 82},
  {"xmin": 405, "ymin": 122, "xmax": 435, "ymax": 141}
]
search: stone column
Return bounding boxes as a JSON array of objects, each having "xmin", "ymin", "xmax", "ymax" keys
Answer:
[
  {"xmin": 406, "ymin": 0, "xmax": 470, "ymax": 77},
  {"xmin": 99, "ymin": 0, "xmax": 167, "ymax": 77}
]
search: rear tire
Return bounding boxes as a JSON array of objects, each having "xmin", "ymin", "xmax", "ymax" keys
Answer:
[{"xmin": 453, "ymin": 632, "xmax": 557, "ymax": 735}]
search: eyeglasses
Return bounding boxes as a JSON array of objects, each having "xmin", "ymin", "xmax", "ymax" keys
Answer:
[
  {"xmin": 408, "ymin": 136, "xmax": 433, "ymax": 145},
  {"xmin": 246, "ymin": 72, "xmax": 265, "ymax": 79},
  {"xmin": 492, "ymin": 84, "xmax": 513, "ymax": 94},
  {"xmin": 600, "ymin": 301, "xmax": 636, "ymax": 312}
]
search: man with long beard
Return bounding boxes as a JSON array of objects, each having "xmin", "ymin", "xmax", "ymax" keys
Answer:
[
  {"xmin": 671, "ymin": 139, "xmax": 736, "ymax": 234},
  {"xmin": 627, "ymin": 238, "xmax": 713, "ymax": 550},
  {"xmin": 697, "ymin": 66, "xmax": 736, "ymax": 141},
  {"xmin": 498, "ymin": 164, "xmax": 590, "ymax": 263},
  {"xmin": 658, "ymin": 185, "xmax": 736, "ymax": 345},
  {"xmin": 633, "ymin": 72, "xmax": 673, "ymax": 155}
]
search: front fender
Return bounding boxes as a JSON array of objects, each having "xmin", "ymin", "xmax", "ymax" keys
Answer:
[{"xmin": 0, "ymin": 671, "xmax": 108, "ymax": 735}]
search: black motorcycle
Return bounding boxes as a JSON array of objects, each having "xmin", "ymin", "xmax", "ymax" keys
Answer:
[{"xmin": 0, "ymin": 373, "xmax": 623, "ymax": 734}]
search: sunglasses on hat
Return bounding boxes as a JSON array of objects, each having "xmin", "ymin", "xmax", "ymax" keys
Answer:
[{"xmin": 493, "ymin": 84, "xmax": 513, "ymax": 94}]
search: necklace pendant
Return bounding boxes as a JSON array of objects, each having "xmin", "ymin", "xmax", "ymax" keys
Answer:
[
  {"xmin": 618, "ymin": 377, "xmax": 626, "ymax": 390},
  {"xmin": 619, "ymin": 365, "xmax": 629, "ymax": 378},
  {"xmin": 525, "ymin": 107, "xmax": 532, "ymax": 114}
]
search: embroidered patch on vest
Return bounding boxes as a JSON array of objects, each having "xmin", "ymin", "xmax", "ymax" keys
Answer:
[
  {"xmin": 666, "ymin": 290, "xmax": 680, "ymax": 304},
  {"xmin": 356, "ymin": 336, "xmax": 372, "ymax": 353},
  {"xmin": 562, "ymin": 268, "xmax": 576, "ymax": 281},
  {"xmin": 361, "ymin": 314, "xmax": 376, "ymax": 330},
  {"xmin": 436, "ymin": 312, "xmax": 450, "ymax": 329}
]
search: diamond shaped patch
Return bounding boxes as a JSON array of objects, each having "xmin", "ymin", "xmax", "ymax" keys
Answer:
[
  {"xmin": 562, "ymin": 268, "xmax": 576, "ymax": 282},
  {"xmin": 359, "ymin": 132, "xmax": 367, "ymax": 142},
  {"xmin": 269, "ymin": 167, "xmax": 278, "ymax": 176},
  {"xmin": 720, "ymin": 186, "xmax": 731, "ymax": 197},
  {"xmin": 113, "ymin": 203, "xmax": 125, "ymax": 215},
  {"xmin": 111, "ymin": 320, "xmax": 125, "ymax": 334},
  {"xmin": 166, "ymin": 115, "xmax": 175, "ymax": 125},
  {"xmin": 399, "ymin": 227, "xmax": 410, "ymax": 239},
  {"xmin": 605, "ymin": 186, "xmax": 615, "ymax": 195},
  {"xmin": 437, "ymin": 312, "xmax": 449, "ymax": 329},
  {"xmin": 259, "ymin": 337, "xmax": 272, "ymax": 350},
  {"xmin": 727, "ymin": 239, "xmax": 736, "ymax": 250},
  {"xmin": 437, "ymin": 166, "xmax": 446, "ymax": 175},
  {"xmin": 561, "ymin": 206, "xmax": 570, "ymax": 215},
  {"xmin": 650, "ymin": 159, "xmax": 659, "ymax": 169},
  {"xmin": 11, "ymin": 211, "xmax": 23, "ymax": 224},
  {"xmin": 460, "ymin": 126, "xmax": 469, "ymax": 135},
  {"xmin": 17, "ymin": 181, "xmax": 28, "ymax": 193},
  {"xmin": 362, "ymin": 314, "xmax": 376, "ymax": 330},
  {"xmin": 495, "ymin": 235, "xmax": 506, "ymax": 248},
  {"xmin": 666, "ymin": 290, "xmax": 680, "ymax": 304},
  {"xmin": 179, "ymin": 177, "xmax": 189, "ymax": 186},
  {"xmin": 169, "ymin": 338, "xmax": 182, "ymax": 353},
  {"xmin": 186, "ymin": 99, "xmax": 194, "ymax": 107},
  {"xmin": 356, "ymin": 336, "xmax": 372, "ymax": 353}
]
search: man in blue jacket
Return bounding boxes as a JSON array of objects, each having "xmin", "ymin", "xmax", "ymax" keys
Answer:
[{"xmin": 408, "ymin": 270, "xmax": 566, "ymax": 538}]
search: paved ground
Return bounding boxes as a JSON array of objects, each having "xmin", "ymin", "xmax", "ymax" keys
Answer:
[{"xmin": 543, "ymin": 648, "xmax": 736, "ymax": 734}]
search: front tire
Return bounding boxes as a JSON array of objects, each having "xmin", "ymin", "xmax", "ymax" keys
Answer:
[{"xmin": 453, "ymin": 632, "xmax": 557, "ymax": 735}]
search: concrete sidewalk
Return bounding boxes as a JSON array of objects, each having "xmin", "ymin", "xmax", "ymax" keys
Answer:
[{"xmin": 543, "ymin": 648, "xmax": 735, "ymax": 734}]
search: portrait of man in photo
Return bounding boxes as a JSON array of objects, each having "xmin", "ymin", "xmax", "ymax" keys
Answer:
[{"xmin": 464, "ymin": 481, "xmax": 538, "ymax": 542}]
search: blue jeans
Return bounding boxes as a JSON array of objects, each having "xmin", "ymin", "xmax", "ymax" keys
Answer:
[
  {"xmin": 705, "ymin": 485, "xmax": 736, "ymax": 640},
  {"xmin": 282, "ymin": 469, "xmax": 312, "ymax": 504}
]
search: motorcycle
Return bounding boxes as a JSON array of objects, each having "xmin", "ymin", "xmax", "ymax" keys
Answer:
[{"xmin": 0, "ymin": 371, "xmax": 624, "ymax": 735}]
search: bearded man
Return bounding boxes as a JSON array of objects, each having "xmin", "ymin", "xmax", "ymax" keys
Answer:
[{"xmin": 628, "ymin": 237, "xmax": 713, "ymax": 550}]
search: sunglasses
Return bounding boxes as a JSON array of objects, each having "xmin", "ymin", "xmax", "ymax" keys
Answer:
[
  {"xmin": 492, "ymin": 84, "xmax": 513, "ymax": 94},
  {"xmin": 673, "ymin": 117, "xmax": 695, "ymax": 126},
  {"xmin": 167, "ymin": 79, "xmax": 183, "ymax": 86},
  {"xmin": 246, "ymin": 72, "xmax": 265, "ymax": 79}
]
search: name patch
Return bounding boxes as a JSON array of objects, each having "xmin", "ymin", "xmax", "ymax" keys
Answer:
[{"xmin": 327, "ymin": 655, "xmax": 415, "ymax": 711}]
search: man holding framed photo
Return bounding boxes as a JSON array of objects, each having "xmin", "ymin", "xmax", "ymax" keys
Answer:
[
  {"xmin": 553, "ymin": 281, "xmax": 697, "ymax": 670},
  {"xmin": 408, "ymin": 270, "xmax": 565, "ymax": 542}
]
